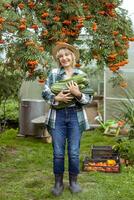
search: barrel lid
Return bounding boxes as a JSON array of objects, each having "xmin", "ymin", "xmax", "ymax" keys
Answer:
[{"xmin": 21, "ymin": 99, "xmax": 45, "ymax": 102}]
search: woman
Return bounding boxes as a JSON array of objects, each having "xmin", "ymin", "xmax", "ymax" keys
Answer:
[{"xmin": 42, "ymin": 42, "xmax": 92, "ymax": 196}]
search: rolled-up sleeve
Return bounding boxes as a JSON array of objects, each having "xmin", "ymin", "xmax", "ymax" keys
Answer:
[{"xmin": 75, "ymin": 93, "xmax": 93, "ymax": 105}]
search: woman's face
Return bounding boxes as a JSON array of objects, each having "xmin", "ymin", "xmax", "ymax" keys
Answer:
[{"xmin": 57, "ymin": 48, "xmax": 74, "ymax": 68}]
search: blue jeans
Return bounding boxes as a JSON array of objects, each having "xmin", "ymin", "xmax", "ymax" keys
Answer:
[{"xmin": 51, "ymin": 107, "xmax": 81, "ymax": 175}]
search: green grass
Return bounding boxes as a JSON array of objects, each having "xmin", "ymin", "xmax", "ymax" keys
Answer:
[{"xmin": 0, "ymin": 128, "xmax": 134, "ymax": 200}]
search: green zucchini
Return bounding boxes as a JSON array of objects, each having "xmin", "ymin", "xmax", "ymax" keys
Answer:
[
  {"xmin": 51, "ymin": 74, "xmax": 89, "ymax": 94},
  {"xmin": 50, "ymin": 74, "xmax": 94, "ymax": 109}
]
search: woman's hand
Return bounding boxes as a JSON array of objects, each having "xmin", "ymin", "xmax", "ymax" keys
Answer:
[
  {"xmin": 66, "ymin": 81, "xmax": 82, "ymax": 99},
  {"xmin": 54, "ymin": 90, "xmax": 74, "ymax": 103}
]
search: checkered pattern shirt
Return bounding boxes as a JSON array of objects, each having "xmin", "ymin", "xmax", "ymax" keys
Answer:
[{"xmin": 42, "ymin": 67, "xmax": 93, "ymax": 133}]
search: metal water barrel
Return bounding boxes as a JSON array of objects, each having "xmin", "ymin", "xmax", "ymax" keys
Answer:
[{"xmin": 19, "ymin": 99, "xmax": 48, "ymax": 137}]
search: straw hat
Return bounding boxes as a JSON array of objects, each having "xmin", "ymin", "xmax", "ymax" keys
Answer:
[{"xmin": 52, "ymin": 42, "xmax": 80, "ymax": 62}]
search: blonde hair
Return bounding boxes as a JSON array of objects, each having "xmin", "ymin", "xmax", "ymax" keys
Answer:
[{"xmin": 56, "ymin": 48, "xmax": 76, "ymax": 67}]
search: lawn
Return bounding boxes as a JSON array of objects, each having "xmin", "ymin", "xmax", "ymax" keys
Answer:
[{"xmin": 0, "ymin": 128, "xmax": 134, "ymax": 200}]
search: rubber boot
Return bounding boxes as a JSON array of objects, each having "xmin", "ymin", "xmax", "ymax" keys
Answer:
[
  {"xmin": 69, "ymin": 174, "xmax": 82, "ymax": 193},
  {"xmin": 51, "ymin": 174, "xmax": 64, "ymax": 196}
]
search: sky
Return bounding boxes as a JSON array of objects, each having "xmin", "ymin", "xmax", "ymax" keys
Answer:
[{"xmin": 121, "ymin": 0, "xmax": 134, "ymax": 22}]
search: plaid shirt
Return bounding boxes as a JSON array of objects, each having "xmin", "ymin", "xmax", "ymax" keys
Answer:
[{"xmin": 42, "ymin": 67, "xmax": 92, "ymax": 133}]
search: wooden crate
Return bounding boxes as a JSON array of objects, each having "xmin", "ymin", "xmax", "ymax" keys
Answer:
[{"xmin": 82, "ymin": 146, "xmax": 120, "ymax": 173}]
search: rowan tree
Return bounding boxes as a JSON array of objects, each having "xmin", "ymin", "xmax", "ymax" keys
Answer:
[{"xmin": 0, "ymin": 0, "xmax": 134, "ymax": 82}]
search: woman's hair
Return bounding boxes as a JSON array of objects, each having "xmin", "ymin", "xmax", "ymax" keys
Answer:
[{"xmin": 56, "ymin": 48, "xmax": 76, "ymax": 67}]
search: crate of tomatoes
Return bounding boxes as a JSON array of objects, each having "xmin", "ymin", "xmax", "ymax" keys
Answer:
[{"xmin": 82, "ymin": 146, "xmax": 120, "ymax": 173}]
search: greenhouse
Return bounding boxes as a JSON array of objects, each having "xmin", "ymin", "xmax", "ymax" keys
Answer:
[{"xmin": 104, "ymin": 42, "xmax": 134, "ymax": 120}]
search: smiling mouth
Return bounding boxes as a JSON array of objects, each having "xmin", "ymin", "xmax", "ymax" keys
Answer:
[{"xmin": 62, "ymin": 61, "xmax": 69, "ymax": 64}]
